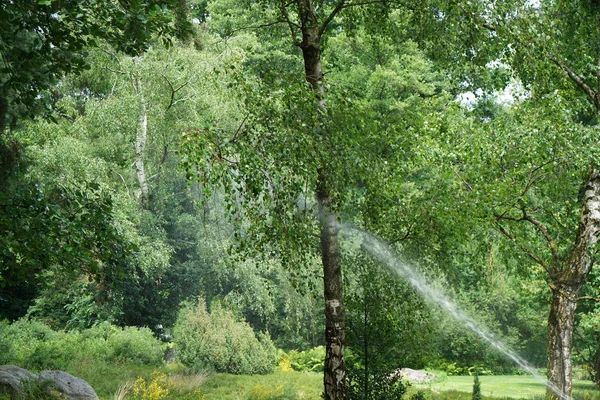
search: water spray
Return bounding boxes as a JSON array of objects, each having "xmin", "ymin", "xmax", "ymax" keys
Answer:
[{"xmin": 339, "ymin": 224, "xmax": 570, "ymax": 400}]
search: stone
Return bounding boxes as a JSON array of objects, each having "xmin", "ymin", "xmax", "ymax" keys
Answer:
[
  {"xmin": 393, "ymin": 368, "xmax": 437, "ymax": 383},
  {"xmin": 39, "ymin": 370, "xmax": 99, "ymax": 400},
  {"xmin": 0, "ymin": 365, "xmax": 38, "ymax": 394}
]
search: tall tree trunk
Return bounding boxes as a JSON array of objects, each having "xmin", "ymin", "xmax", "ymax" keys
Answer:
[
  {"xmin": 0, "ymin": 97, "xmax": 8, "ymax": 135},
  {"xmin": 546, "ymin": 172, "xmax": 600, "ymax": 399},
  {"xmin": 134, "ymin": 73, "xmax": 149, "ymax": 206},
  {"xmin": 546, "ymin": 282, "xmax": 578, "ymax": 399},
  {"xmin": 296, "ymin": 1, "xmax": 346, "ymax": 397},
  {"xmin": 319, "ymin": 185, "xmax": 346, "ymax": 400}
]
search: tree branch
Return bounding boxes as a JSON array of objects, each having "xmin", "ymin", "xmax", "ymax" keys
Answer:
[
  {"xmin": 389, "ymin": 211, "xmax": 422, "ymax": 244},
  {"xmin": 280, "ymin": 0, "xmax": 302, "ymax": 46},
  {"xmin": 546, "ymin": 53, "xmax": 598, "ymax": 106},
  {"xmin": 493, "ymin": 220, "xmax": 553, "ymax": 275},
  {"xmin": 455, "ymin": 3, "xmax": 496, "ymax": 32},
  {"xmin": 450, "ymin": 165, "xmax": 474, "ymax": 191},
  {"xmin": 496, "ymin": 207, "xmax": 560, "ymax": 271},
  {"xmin": 577, "ymin": 295, "xmax": 600, "ymax": 303},
  {"xmin": 162, "ymin": 74, "xmax": 194, "ymax": 111},
  {"xmin": 221, "ymin": 19, "xmax": 290, "ymax": 40},
  {"xmin": 520, "ymin": 159, "xmax": 554, "ymax": 196},
  {"xmin": 101, "ymin": 66, "xmax": 127, "ymax": 75},
  {"xmin": 320, "ymin": 0, "xmax": 346, "ymax": 35},
  {"xmin": 230, "ymin": 114, "xmax": 249, "ymax": 144}
]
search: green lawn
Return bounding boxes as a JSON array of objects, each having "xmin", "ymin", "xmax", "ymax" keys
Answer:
[
  {"xmin": 418, "ymin": 375, "xmax": 598, "ymax": 399},
  {"xmin": 200, "ymin": 371, "xmax": 599, "ymax": 400},
  {"xmin": 51, "ymin": 362, "xmax": 600, "ymax": 400}
]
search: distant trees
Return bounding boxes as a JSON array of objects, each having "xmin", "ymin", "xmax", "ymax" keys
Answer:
[{"xmin": 0, "ymin": 0, "xmax": 187, "ymax": 134}]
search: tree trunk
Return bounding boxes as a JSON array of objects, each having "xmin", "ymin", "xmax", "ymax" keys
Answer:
[
  {"xmin": 0, "ymin": 97, "xmax": 8, "ymax": 135},
  {"xmin": 546, "ymin": 282, "xmax": 578, "ymax": 399},
  {"xmin": 134, "ymin": 73, "xmax": 149, "ymax": 206},
  {"xmin": 319, "ymin": 187, "xmax": 346, "ymax": 400},
  {"xmin": 546, "ymin": 172, "xmax": 600, "ymax": 399},
  {"xmin": 296, "ymin": 1, "xmax": 346, "ymax": 397}
]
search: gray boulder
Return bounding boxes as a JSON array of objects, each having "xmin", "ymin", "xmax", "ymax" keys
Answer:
[
  {"xmin": 0, "ymin": 365, "xmax": 38, "ymax": 394},
  {"xmin": 39, "ymin": 370, "xmax": 99, "ymax": 400}
]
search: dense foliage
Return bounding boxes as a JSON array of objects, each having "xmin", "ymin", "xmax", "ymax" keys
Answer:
[
  {"xmin": 2, "ymin": 0, "xmax": 600, "ymax": 398},
  {"xmin": 0, "ymin": 319, "xmax": 165, "ymax": 371},
  {"xmin": 173, "ymin": 299, "xmax": 276, "ymax": 375}
]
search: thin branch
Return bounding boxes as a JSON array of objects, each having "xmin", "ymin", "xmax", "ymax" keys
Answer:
[
  {"xmin": 496, "ymin": 207, "xmax": 559, "ymax": 270},
  {"xmin": 113, "ymin": 170, "xmax": 132, "ymax": 199},
  {"xmin": 170, "ymin": 96, "xmax": 194, "ymax": 109},
  {"xmin": 450, "ymin": 165, "xmax": 474, "ymax": 191},
  {"xmin": 577, "ymin": 295, "xmax": 600, "ymax": 302},
  {"xmin": 101, "ymin": 66, "xmax": 127, "ymax": 75},
  {"xmin": 280, "ymin": 0, "xmax": 302, "ymax": 46},
  {"xmin": 547, "ymin": 53, "xmax": 598, "ymax": 106},
  {"xmin": 389, "ymin": 211, "xmax": 422, "ymax": 244},
  {"xmin": 320, "ymin": 0, "xmax": 346, "ymax": 35},
  {"xmin": 493, "ymin": 220, "xmax": 553, "ymax": 275},
  {"xmin": 222, "ymin": 19, "xmax": 289, "ymax": 40},
  {"xmin": 520, "ymin": 159, "xmax": 554, "ymax": 196},
  {"xmin": 522, "ymin": 213, "xmax": 560, "ymax": 268},
  {"xmin": 230, "ymin": 114, "xmax": 249, "ymax": 144},
  {"xmin": 162, "ymin": 74, "xmax": 194, "ymax": 112}
]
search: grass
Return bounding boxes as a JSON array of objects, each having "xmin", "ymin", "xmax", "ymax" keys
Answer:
[
  {"xmin": 8, "ymin": 360, "xmax": 599, "ymax": 400},
  {"xmin": 201, "ymin": 369, "xmax": 323, "ymax": 400},
  {"xmin": 417, "ymin": 375, "xmax": 598, "ymax": 399}
]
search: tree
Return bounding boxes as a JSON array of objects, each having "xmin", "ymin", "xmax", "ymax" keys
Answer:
[
  {"xmin": 344, "ymin": 251, "xmax": 433, "ymax": 399},
  {"xmin": 457, "ymin": 1, "xmax": 600, "ymax": 396},
  {"xmin": 0, "ymin": 0, "xmax": 187, "ymax": 133},
  {"xmin": 181, "ymin": 0, "xmax": 510, "ymax": 395},
  {"xmin": 447, "ymin": 94, "xmax": 599, "ymax": 399}
]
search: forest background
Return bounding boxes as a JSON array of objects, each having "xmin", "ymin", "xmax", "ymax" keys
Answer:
[{"xmin": 1, "ymin": 0, "xmax": 600, "ymax": 399}]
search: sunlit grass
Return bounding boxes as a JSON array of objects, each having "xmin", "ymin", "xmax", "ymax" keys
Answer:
[
  {"xmin": 200, "ymin": 369, "xmax": 323, "ymax": 400},
  {"xmin": 417, "ymin": 375, "xmax": 598, "ymax": 399}
]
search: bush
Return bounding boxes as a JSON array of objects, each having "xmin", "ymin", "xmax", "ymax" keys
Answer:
[
  {"xmin": 173, "ymin": 299, "xmax": 276, "ymax": 375},
  {"xmin": 276, "ymin": 347, "xmax": 325, "ymax": 373},
  {"xmin": 472, "ymin": 374, "xmax": 482, "ymax": 400},
  {"xmin": 0, "ymin": 319, "xmax": 165, "ymax": 371},
  {"xmin": 0, "ymin": 321, "xmax": 14, "ymax": 365},
  {"xmin": 347, "ymin": 369, "xmax": 407, "ymax": 400},
  {"xmin": 107, "ymin": 326, "xmax": 165, "ymax": 365}
]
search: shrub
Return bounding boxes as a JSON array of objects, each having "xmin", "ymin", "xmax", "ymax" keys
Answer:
[
  {"xmin": 347, "ymin": 369, "xmax": 407, "ymax": 400},
  {"xmin": 173, "ymin": 299, "xmax": 276, "ymax": 375},
  {"xmin": 472, "ymin": 373, "xmax": 482, "ymax": 400},
  {"xmin": 0, "ymin": 319, "xmax": 164, "ymax": 371},
  {"xmin": 0, "ymin": 321, "xmax": 14, "ymax": 365},
  {"xmin": 277, "ymin": 347, "xmax": 325, "ymax": 373},
  {"xmin": 132, "ymin": 372, "xmax": 174, "ymax": 400},
  {"xmin": 107, "ymin": 326, "xmax": 164, "ymax": 365},
  {"xmin": 411, "ymin": 392, "xmax": 428, "ymax": 400}
]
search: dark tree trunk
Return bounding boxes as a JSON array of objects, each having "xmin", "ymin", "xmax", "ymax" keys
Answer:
[
  {"xmin": 0, "ymin": 97, "xmax": 8, "ymax": 135},
  {"xmin": 296, "ymin": 1, "xmax": 346, "ymax": 397},
  {"xmin": 546, "ymin": 172, "xmax": 600, "ymax": 399}
]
